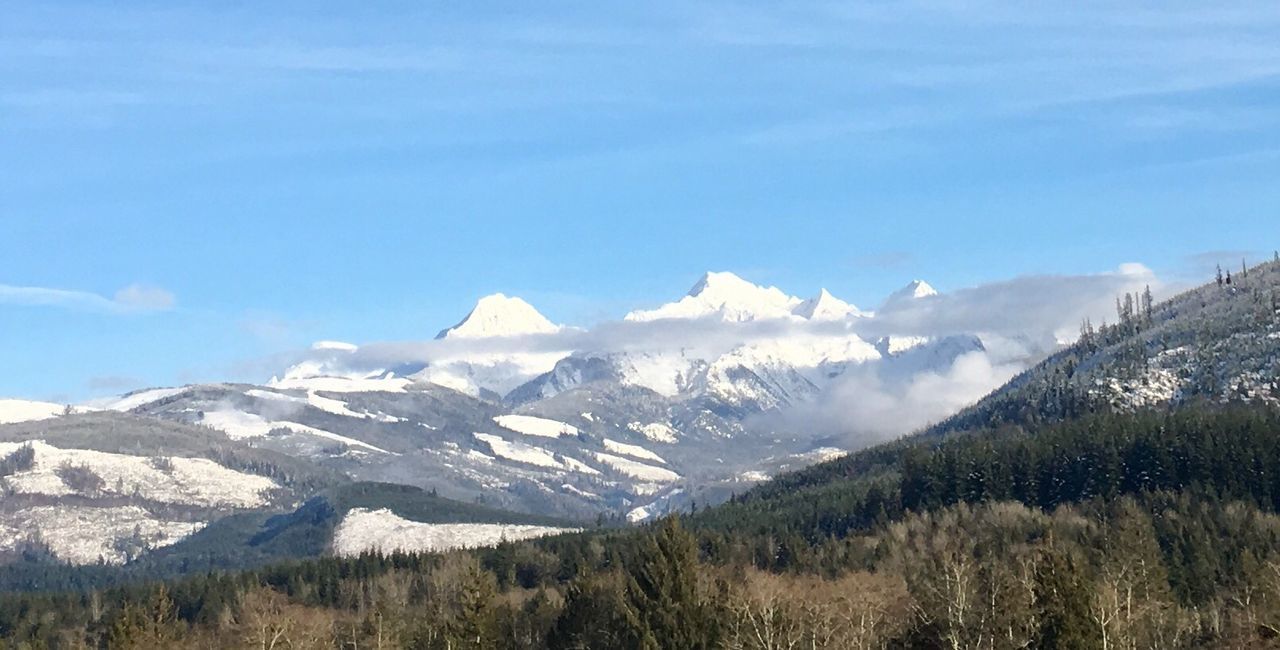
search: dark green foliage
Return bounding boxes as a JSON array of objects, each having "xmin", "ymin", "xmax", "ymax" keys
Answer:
[
  {"xmin": 1034, "ymin": 544, "xmax": 1099, "ymax": 649},
  {"xmin": 623, "ymin": 517, "xmax": 715, "ymax": 649}
]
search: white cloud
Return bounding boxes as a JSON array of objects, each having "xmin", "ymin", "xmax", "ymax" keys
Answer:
[
  {"xmin": 113, "ymin": 284, "xmax": 176, "ymax": 311},
  {"xmin": 752, "ymin": 351, "xmax": 1024, "ymax": 447},
  {"xmin": 0, "ymin": 282, "xmax": 175, "ymax": 313}
]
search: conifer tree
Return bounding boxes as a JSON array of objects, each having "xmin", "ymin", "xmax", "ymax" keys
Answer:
[
  {"xmin": 1034, "ymin": 544, "xmax": 1100, "ymax": 649},
  {"xmin": 623, "ymin": 516, "xmax": 716, "ymax": 650}
]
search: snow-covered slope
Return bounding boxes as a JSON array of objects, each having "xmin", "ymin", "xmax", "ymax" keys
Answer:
[
  {"xmin": 436, "ymin": 293, "xmax": 561, "ymax": 339},
  {"xmin": 792, "ymin": 289, "xmax": 867, "ymax": 320},
  {"xmin": 0, "ymin": 399, "xmax": 68, "ymax": 424},
  {"xmin": 880, "ymin": 279, "xmax": 938, "ymax": 310},
  {"xmin": 626, "ymin": 272, "xmax": 804, "ymax": 322},
  {"xmin": 0, "ymin": 440, "xmax": 279, "ymax": 508},
  {"xmin": 331, "ymin": 507, "xmax": 578, "ymax": 557}
]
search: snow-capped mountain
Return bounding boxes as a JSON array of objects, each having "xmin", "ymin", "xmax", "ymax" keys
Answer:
[
  {"xmin": 793, "ymin": 288, "xmax": 868, "ymax": 320},
  {"xmin": 880, "ymin": 279, "xmax": 938, "ymax": 310},
  {"xmin": 0, "ymin": 268, "xmax": 1038, "ymax": 564},
  {"xmin": 625, "ymin": 271, "xmax": 805, "ymax": 322},
  {"xmin": 436, "ymin": 293, "xmax": 562, "ymax": 339},
  {"xmin": 412, "ymin": 294, "xmax": 569, "ymax": 397}
]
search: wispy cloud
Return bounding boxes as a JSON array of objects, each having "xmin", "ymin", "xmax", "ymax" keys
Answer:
[{"xmin": 0, "ymin": 282, "xmax": 175, "ymax": 313}]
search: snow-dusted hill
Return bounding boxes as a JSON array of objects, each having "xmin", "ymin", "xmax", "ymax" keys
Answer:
[
  {"xmin": 0, "ymin": 412, "xmax": 334, "ymax": 565},
  {"xmin": 332, "ymin": 507, "xmax": 576, "ymax": 557}
]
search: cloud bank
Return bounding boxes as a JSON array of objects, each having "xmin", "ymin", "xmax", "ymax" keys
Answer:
[
  {"xmin": 273, "ymin": 263, "xmax": 1165, "ymax": 450},
  {"xmin": 0, "ymin": 282, "xmax": 175, "ymax": 313}
]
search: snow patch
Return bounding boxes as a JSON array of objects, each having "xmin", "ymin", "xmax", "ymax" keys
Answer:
[
  {"xmin": 493, "ymin": 414, "xmax": 579, "ymax": 438},
  {"xmin": 592, "ymin": 452, "xmax": 680, "ymax": 482},
  {"xmin": 602, "ymin": 439, "xmax": 666, "ymax": 464},
  {"xmin": 473, "ymin": 433, "xmax": 564, "ymax": 470},
  {"xmin": 629, "ymin": 422, "xmax": 679, "ymax": 443},
  {"xmin": 331, "ymin": 508, "xmax": 577, "ymax": 557},
  {"xmin": 0, "ymin": 505, "xmax": 203, "ymax": 565},
  {"xmin": 0, "ymin": 399, "xmax": 68, "ymax": 425},
  {"xmin": 104, "ymin": 387, "xmax": 187, "ymax": 412},
  {"xmin": 0, "ymin": 441, "xmax": 278, "ymax": 508}
]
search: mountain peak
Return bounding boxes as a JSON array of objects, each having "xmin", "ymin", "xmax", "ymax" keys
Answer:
[
  {"xmin": 687, "ymin": 271, "xmax": 757, "ymax": 297},
  {"xmin": 793, "ymin": 288, "xmax": 865, "ymax": 320},
  {"xmin": 881, "ymin": 279, "xmax": 938, "ymax": 310},
  {"xmin": 627, "ymin": 272, "xmax": 802, "ymax": 322},
  {"xmin": 436, "ymin": 293, "xmax": 561, "ymax": 340}
]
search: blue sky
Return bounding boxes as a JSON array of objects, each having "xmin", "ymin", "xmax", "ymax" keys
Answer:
[{"xmin": 3, "ymin": 2, "xmax": 1279, "ymax": 401}]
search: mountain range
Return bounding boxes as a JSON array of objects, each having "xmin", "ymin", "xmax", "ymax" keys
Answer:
[{"xmin": 0, "ymin": 269, "xmax": 1153, "ymax": 567}]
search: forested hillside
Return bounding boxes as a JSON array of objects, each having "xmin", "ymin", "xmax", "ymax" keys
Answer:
[{"xmin": 4, "ymin": 405, "xmax": 1280, "ymax": 648}]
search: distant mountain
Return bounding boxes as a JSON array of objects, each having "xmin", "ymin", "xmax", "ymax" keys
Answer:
[
  {"xmin": 0, "ymin": 269, "xmax": 1067, "ymax": 565},
  {"xmin": 436, "ymin": 293, "xmax": 563, "ymax": 340}
]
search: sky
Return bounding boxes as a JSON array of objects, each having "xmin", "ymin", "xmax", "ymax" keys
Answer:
[{"xmin": 2, "ymin": 2, "xmax": 1279, "ymax": 401}]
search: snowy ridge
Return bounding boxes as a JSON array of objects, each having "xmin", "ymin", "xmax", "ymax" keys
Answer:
[
  {"xmin": 0, "ymin": 399, "xmax": 68, "ymax": 425},
  {"xmin": 626, "ymin": 272, "xmax": 803, "ymax": 323},
  {"xmin": 102, "ymin": 387, "xmax": 188, "ymax": 412},
  {"xmin": 592, "ymin": 452, "xmax": 680, "ymax": 482},
  {"xmin": 792, "ymin": 289, "xmax": 866, "ymax": 320},
  {"xmin": 473, "ymin": 433, "xmax": 565, "ymax": 469},
  {"xmin": 603, "ymin": 439, "xmax": 667, "ymax": 464},
  {"xmin": 493, "ymin": 415, "xmax": 579, "ymax": 438},
  {"xmin": 437, "ymin": 293, "xmax": 561, "ymax": 339},
  {"xmin": 881, "ymin": 279, "xmax": 938, "ymax": 310},
  {"xmin": 200, "ymin": 410, "xmax": 395, "ymax": 454},
  {"xmin": 0, "ymin": 440, "xmax": 279, "ymax": 508},
  {"xmin": 331, "ymin": 508, "xmax": 578, "ymax": 557}
]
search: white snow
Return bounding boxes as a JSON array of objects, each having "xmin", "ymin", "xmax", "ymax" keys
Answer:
[
  {"xmin": 493, "ymin": 414, "xmax": 579, "ymax": 438},
  {"xmin": 627, "ymin": 504, "xmax": 653, "ymax": 523},
  {"xmin": 270, "ymin": 374, "xmax": 412, "ymax": 394},
  {"xmin": 592, "ymin": 452, "xmax": 680, "ymax": 482},
  {"xmin": 561, "ymin": 484, "xmax": 600, "ymax": 500},
  {"xmin": 103, "ymin": 387, "xmax": 188, "ymax": 412},
  {"xmin": 473, "ymin": 433, "xmax": 565, "ymax": 470},
  {"xmin": 625, "ymin": 271, "xmax": 804, "ymax": 323},
  {"xmin": 0, "ymin": 505, "xmax": 204, "ymax": 565},
  {"xmin": 792, "ymin": 289, "xmax": 867, "ymax": 320},
  {"xmin": 0, "ymin": 440, "xmax": 279, "ymax": 508},
  {"xmin": 331, "ymin": 508, "xmax": 578, "ymax": 557},
  {"xmin": 201, "ymin": 410, "xmax": 276, "ymax": 439},
  {"xmin": 269, "ymin": 359, "xmax": 412, "ymax": 393},
  {"xmin": 0, "ymin": 399, "xmax": 68, "ymax": 425},
  {"xmin": 245, "ymin": 388, "xmax": 306, "ymax": 404},
  {"xmin": 612, "ymin": 350, "xmax": 697, "ymax": 397},
  {"xmin": 603, "ymin": 439, "xmax": 667, "ymax": 464},
  {"xmin": 629, "ymin": 422, "xmax": 680, "ymax": 443},
  {"xmin": 437, "ymin": 293, "xmax": 561, "ymax": 339},
  {"xmin": 200, "ymin": 410, "xmax": 395, "ymax": 453},
  {"xmin": 560, "ymin": 455, "xmax": 602, "ymax": 476},
  {"xmin": 879, "ymin": 335, "xmax": 930, "ymax": 355},
  {"xmin": 273, "ymin": 422, "xmax": 397, "ymax": 455},
  {"xmin": 880, "ymin": 279, "xmax": 938, "ymax": 310},
  {"xmin": 414, "ymin": 352, "xmax": 566, "ymax": 398}
]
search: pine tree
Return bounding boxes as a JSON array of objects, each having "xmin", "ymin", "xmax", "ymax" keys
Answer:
[
  {"xmin": 623, "ymin": 517, "xmax": 716, "ymax": 650},
  {"xmin": 1034, "ymin": 544, "xmax": 1100, "ymax": 649},
  {"xmin": 548, "ymin": 571, "xmax": 646, "ymax": 650}
]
